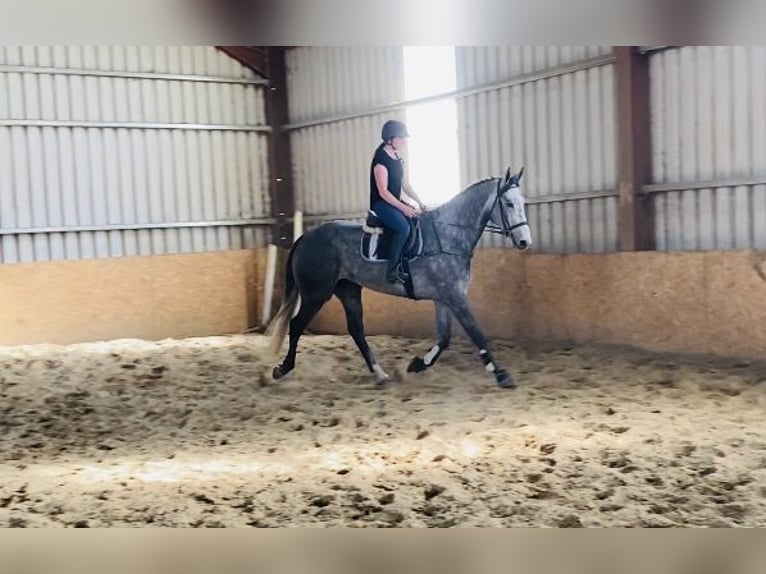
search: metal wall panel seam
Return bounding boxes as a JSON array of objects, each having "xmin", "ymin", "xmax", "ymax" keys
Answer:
[{"xmin": 0, "ymin": 119, "xmax": 270, "ymax": 132}]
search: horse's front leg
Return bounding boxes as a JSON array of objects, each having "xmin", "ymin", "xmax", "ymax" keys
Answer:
[
  {"xmin": 408, "ymin": 301, "xmax": 452, "ymax": 373},
  {"xmin": 444, "ymin": 293, "xmax": 516, "ymax": 389}
]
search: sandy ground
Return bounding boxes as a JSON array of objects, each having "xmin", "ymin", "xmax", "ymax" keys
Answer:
[{"xmin": 0, "ymin": 334, "xmax": 765, "ymax": 528}]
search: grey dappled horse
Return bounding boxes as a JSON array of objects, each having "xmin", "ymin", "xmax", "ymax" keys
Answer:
[{"xmin": 268, "ymin": 167, "xmax": 532, "ymax": 389}]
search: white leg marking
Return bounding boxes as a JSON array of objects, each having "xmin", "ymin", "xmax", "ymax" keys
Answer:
[
  {"xmin": 372, "ymin": 363, "xmax": 390, "ymax": 381},
  {"xmin": 424, "ymin": 345, "xmax": 440, "ymax": 366},
  {"xmin": 479, "ymin": 349, "xmax": 495, "ymax": 372}
]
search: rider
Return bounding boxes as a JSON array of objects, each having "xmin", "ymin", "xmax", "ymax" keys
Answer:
[{"xmin": 370, "ymin": 120, "xmax": 427, "ymax": 283}]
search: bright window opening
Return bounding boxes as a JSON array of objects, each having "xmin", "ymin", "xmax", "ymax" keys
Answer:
[{"xmin": 403, "ymin": 46, "xmax": 460, "ymax": 207}]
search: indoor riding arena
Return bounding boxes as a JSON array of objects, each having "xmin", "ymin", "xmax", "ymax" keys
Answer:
[{"xmin": 1, "ymin": 46, "xmax": 765, "ymax": 528}]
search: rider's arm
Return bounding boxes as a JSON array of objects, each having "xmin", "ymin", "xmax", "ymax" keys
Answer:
[
  {"xmin": 402, "ymin": 187, "xmax": 425, "ymax": 210},
  {"xmin": 374, "ymin": 164, "xmax": 412, "ymax": 214},
  {"xmin": 402, "ymin": 168, "xmax": 426, "ymax": 210}
]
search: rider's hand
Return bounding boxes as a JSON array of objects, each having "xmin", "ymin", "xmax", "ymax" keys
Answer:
[{"xmin": 401, "ymin": 204, "xmax": 418, "ymax": 218}]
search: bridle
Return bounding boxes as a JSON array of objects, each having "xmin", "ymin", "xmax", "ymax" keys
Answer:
[
  {"xmin": 484, "ymin": 178, "xmax": 529, "ymax": 247},
  {"xmin": 422, "ymin": 175, "xmax": 530, "ymax": 256}
]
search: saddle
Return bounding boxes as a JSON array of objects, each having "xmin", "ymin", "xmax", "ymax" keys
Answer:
[{"xmin": 361, "ymin": 210, "xmax": 423, "ymax": 262}]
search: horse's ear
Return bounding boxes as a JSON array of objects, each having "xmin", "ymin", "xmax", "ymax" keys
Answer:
[
  {"xmin": 503, "ymin": 166, "xmax": 512, "ymax": 184},
  {"xmin": 509, "ymin": 165, "xmax": 525, "ymax": 187}
]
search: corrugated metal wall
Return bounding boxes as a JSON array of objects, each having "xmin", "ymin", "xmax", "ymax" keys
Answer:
[
  {"xmin": 649, "ymin": 46, "xmax": 766, "ymax": 250},
  {"xmin": 286, "ymin": 47, "xmax": 405, "ymax": 222},
  {"xmin": 0, "ymin": 46, "xmax": 270, "ymax": 264},
  {"xmin": 455, "ymin": 46, "xmax": 618, "ymax": 251},
  {"xmin": 284, "ymin": 45, "xmax": 765, "ymax": 254}
]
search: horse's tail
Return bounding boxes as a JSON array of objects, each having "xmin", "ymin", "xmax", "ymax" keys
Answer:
[{"xmin": 267, "ymin": 237, "xmax": 303, "ymax": 356}]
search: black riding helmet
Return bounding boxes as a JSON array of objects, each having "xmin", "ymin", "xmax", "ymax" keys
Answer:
[{"xmin": 381, "ymin": 120, "xmax": 409, "ymax": 142}]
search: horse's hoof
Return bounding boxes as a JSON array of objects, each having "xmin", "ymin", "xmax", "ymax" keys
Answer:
[
  {"xmin": 374, "ymin": 373, "xmax": 395, "ymax": 389},
  {"xmin": 407, "ymin": 357, "xmax": 427, "ymax": 373},
  {"xmin": 495, "ymin": 369, "xmax": 517, "ymax": 389},
  {"xmin": 272, "ymin": 365, "xmax": 285, "ymax": 380},
  {"xmin": 375, "ymin": 378, "xmax": 390, "ymax": 389},
  {"xmin": 372, "ymin": 364, "xmax": 393, "ymax": 386}
]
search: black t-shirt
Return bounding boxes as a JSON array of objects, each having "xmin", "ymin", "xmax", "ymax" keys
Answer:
[{"xmin": 369, "ymin": 144, "xmax": 404, "ymax": 207}]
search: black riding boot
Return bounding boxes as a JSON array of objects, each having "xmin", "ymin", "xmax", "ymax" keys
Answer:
[{"xmin": 385, "ymin": 231, "xmax": 409, "ymax": 283}]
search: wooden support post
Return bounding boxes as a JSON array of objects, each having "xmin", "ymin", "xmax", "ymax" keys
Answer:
[
  {"xmin": 615, "ymin": 46, "xmax": 654, "ymax": 251},
  {"xmin": 265, "ymin": 47, "xmax": 295, "ymax": 248},
  {"xmin": 216, "ymin": 46, "xmax": 269, "ymax": 79}
]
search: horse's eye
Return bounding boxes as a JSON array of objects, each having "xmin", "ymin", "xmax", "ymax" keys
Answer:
[{"xmin": 505, "ymin": 202, "xmax": 513, "ymax": 209}]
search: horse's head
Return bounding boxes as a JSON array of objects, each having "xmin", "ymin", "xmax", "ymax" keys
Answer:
[{"xmin": 489, "ymin": 166, "xmax": 533, "ymax": 250}]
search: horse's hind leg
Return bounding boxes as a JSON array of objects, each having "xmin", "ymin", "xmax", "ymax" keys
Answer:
[
  {"xmin": 273, "ymin": 294, "xmax": 330, "ymax": 380},
  {"xmin": 408, "ymin": 301, "xmax": 452, "ymax": 373},
  {"xmin": 334, "ymin": 280, "xmax": 390, "ymax": 384}
]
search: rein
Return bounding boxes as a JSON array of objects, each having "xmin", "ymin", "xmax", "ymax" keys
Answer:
[{"xmin": 415, "ymin": 177, "xmax": 530, "ymax": 257}]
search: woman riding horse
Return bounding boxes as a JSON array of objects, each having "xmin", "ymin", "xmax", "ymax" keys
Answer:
[{"xmin": 369, "ymin": 120, "xmax": 427, "ymax": 283}]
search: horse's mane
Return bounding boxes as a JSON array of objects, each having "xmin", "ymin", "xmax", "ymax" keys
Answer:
[
  {"xmin": 463, "ymin": 177, "xmax": 497, "ymax": 192},
  {"xmin": 427, "ymin": 176, "xmax": 498, "ymax": 217}
]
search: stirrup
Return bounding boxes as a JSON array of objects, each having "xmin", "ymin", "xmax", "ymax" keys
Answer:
[{"xmin": 386, "ymin": 266, "xmax": 408, "ymax": 284}]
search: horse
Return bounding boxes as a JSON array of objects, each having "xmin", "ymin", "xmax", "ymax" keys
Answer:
[{"xmin": 267, "ymin": 166, "xmax": 532, "ymax": 389}]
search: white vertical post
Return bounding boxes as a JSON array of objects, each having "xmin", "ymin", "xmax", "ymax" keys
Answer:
[
  {"xmin": 293, "ymin": 210, "xmax": 303, "ymax": 240},
  {"xmin": 261, "ymin": 243, "xmax": 278, "ymax": 326}
]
